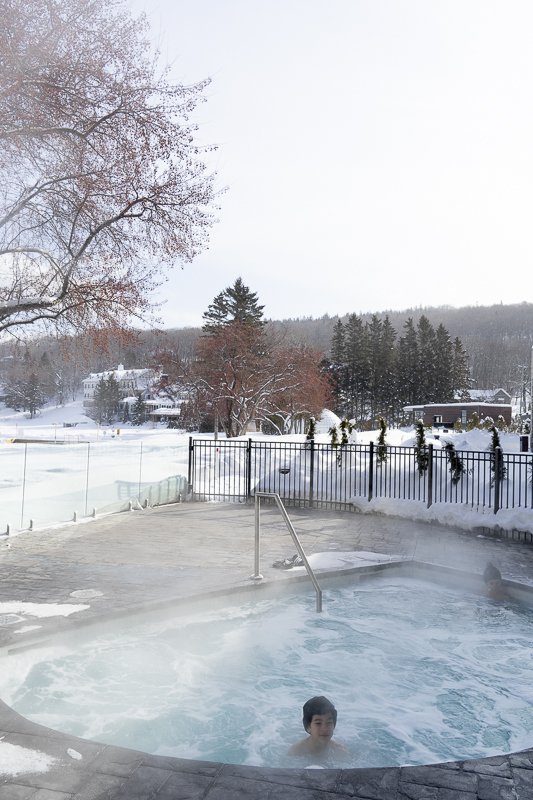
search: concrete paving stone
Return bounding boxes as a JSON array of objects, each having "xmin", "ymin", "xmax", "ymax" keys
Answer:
[
  {"xmin": 219, "ymin": 763, "xmax": 341, "ymax": 791},
  {"xmin": 461, "ymin": 756, "xmax": 511, "ymax": 778},
  {"xmin": 6, "ymin": 768, "xmax": 87, "ymax": 796},
  {"xmin": 397, "ymin": 783, "xmax": 477, "ymax": 800},
  {"xmin": 86, "ymin": 746, "xmax": 143, "ymax": 778},
  {"xmin": 0, "ymin": 785, "xmax": 37, "ymax": 799},
  {"xmin": 69, "ymin": 772, "xmax": 125, "ymax": 800},
  {"xmin": 151, "ymin": 770, "xmax": 215, "ymax": 799},
  {"xmin": 138, "ymin": 754, "xmax": 222, "ymax": 777},
  {"xmin": 509, "ymin": 749, "xmax": 533, "ymax": 769},
  {"xmin": 29, "ymin": 791, "xmax": 74, "ymax": 800},
  {"xmin": 511, "ymin": 766, "xmax": 533, "ymax": 800},
  {"xmin": 334, "ymin": 766, "xmax": 400, "ymax": 798},
  {"xmin": 97, "ymin": 765, "xmax": 173, "ymax": 800},
  {"xmin": 399, "ymin": 766, "xmax": 477, "ymax": 792},
  {"xmin": 476, "ymin": 774, "xmax": 516, "ymax": 799},
  {"xmin": 203, "ymin": 774, "xmax": 351, "ymax": 800}
]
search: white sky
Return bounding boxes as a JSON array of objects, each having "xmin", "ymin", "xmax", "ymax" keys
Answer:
[{"xmin": 129, "ymin": 0, "xmax": 533, "ymax": 327}]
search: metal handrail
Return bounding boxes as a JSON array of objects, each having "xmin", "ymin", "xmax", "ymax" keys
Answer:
[{"xmin": 251, "ymin": 492, "xmax": 323, "ymax": 612}]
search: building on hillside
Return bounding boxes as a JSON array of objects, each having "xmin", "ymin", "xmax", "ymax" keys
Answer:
[
  {"xmin": 82, "ymin": 364, "xmax": 155, "ymax": 410},
  {"xmin": 465, "ymin": 388, "xmax": 512, "ymax": 404},
  {"xmin": 403, "ymin": 402, "xmax": 513, "ymax": 429}
]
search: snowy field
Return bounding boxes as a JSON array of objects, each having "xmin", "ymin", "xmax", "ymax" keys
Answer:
[{"xmin": 0, "ymin": 399, "xmax": 531, "ymax": 535}]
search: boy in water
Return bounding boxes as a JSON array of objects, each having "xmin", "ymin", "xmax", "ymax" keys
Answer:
[
  {"xmin": 483, "ymin": 562, "xmax": 509, "ymax": 601},
  {"xmin": 288, "ymin": 696, "xmax": 347, "ymax": 758}
]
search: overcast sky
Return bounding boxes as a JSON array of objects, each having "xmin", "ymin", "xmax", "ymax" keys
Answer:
[{"xmin": 129, "ymin": 0, "xmax": 533, "ymax": 328}]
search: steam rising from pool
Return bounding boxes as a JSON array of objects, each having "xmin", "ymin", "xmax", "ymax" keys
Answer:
[{"xmin": 2, "ymin": 577, "xmax": 533, "ymax": 768}]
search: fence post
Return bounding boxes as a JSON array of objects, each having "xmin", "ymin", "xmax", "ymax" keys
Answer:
[
  {"xmin": 187, "ymin": 436, "xmax": 193, "ymax": 496},
  {"xmin": 20, "ymin": 443, "xmax": 28, "ymax": 530},
  {"xmin": 309, "ymin": 438, "xmax": 315, "ymax": 508},
  {"xmin": 138, "ymin": 441, "xmax": 143, "ymax": 499},
  {"xmin": 84, "ymin": 442, "xmax": 90, "ymax": 516},
  {"xmin": 246, "ymin": 438, "xmax": 253, "ymax": 499},
  {"xmin": 493, "ymin": 446, "xmax": 502, "ymax": 514},
  {"xmin": 427, "ymin": 443, "xmax": 434, "ymax": 508},
  {"xmin": 368, "ymin": 441, "xmax": 374, "ymax": 502}
]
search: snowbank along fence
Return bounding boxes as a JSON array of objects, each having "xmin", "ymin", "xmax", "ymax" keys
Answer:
[{"xmin": 188, "ymin": 438, "xmax": 533, "ymax": 515}]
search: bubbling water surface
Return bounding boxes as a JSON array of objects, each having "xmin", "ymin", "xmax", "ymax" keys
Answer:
[{"xmin": 2, "ymin": 577, "xmax": 533, "ymax": 768}]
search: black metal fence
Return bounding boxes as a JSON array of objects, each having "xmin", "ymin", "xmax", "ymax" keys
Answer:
[{"xmin": 188, "ymin": 438, "xmax": 533, "ymax": 515}]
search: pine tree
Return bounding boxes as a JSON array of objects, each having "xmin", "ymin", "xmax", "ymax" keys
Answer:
[
  {"xmin": 416, "ymin": 315, "xmax": 437, "ymax": 402},
  {"xmin": 396, "ymin": 317, "xmax": 419, "ymax": 406},
  {"xmin": 433, "ymin": 324, "xmax": 454, "ymax": 402},
  {"xmin": 451, "ymin": 337, "xmax": 471, "ymax": 398},
  {"xmin": 344, "ymin": 314, "xmax": 367, "ymax": 421},
  {"xmin": 202, "ymin": 277, "xmax": 265, "ymax": 332},
  {"xmin": 131, "ymin": 394, "xmax": 147, "ymax": 426}
]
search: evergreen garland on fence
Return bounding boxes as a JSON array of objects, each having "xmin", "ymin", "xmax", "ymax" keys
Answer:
[
  {"xmin": 444, "ymin": 442, "xmax": 466, "ymax": 485},
  {"xmin": 489, "ymin": 426, "xmax": 507, "ymax": 483},
  {"xmin": 415, "ymin": 420, "xmax": 429, "ymax": 474},
  {"xmin": 376, "ymin": 416, "xmax": 387, "ymax": 464}
]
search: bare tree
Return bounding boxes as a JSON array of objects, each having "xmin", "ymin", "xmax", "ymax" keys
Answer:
[
  {"xmin": 191, "ymin": 324, "xmax": 330, "ymax": 437},
  {"xmin": 0, "ymin": 0, "xmax": 217, "ymax": 336}
]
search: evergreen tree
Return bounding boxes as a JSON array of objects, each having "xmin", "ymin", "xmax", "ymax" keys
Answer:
[
  {"xmin": 131, "ymin": 394, "xmax": 147, "ymax": 425},
  {"xmin": 433, "ymin": 323, "xmax": 454, "ymax": 402},
  {"xmin": 396, "ymin": 317, "xmax": 419, "ymax": 406},
  {"xmin": 379, "ymin": 316, "xmax": 397, "ymax": 418},
  {"xmin": 416, "ymin": 315, "xmax": 437, "ymax": 402},
  {"xmin": 451, "ymin": 337, "xmax": 471, "ymax": 398},
  {"xmin": 344, "ymin": 314, "xmax": 367, "ymax": 422},
  {"xmin": 104, "ymin": 375, "xmax": 121, "ymax": 423},
  {"xmin": 4, "ymin": 371, "xmax": 47, "ymax": 417},
  {"xmin": 330, "ymin": 319, "xmax": 345, "ymax": 365},
  {"xmin": 202, "ymin": 277, "xmax": 265, "ymax": 332},
  {"xmin": 89, "ymin": 374, "xmax": 121, "ymax": 424}
]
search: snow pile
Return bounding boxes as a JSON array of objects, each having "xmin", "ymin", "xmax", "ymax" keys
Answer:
[
  {"xmin": 0, "ymin": 741, "xmax": 57, "ymax": 776},
  {"xmin": 0, "ymin": 602, "xmax": 89, "ymax": 618},
  {"xmin": 352, "ymin": 497, "xmax": 533, "ymax": 535}
]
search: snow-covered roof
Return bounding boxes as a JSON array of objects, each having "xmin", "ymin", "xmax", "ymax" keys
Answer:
[
  {"xmin": 148, "ymin": 407, "xmax": 181, "ymax": 416},
  {"xmin": 83, "ymin": 365, "xmax": 153, "ymax": 383},
  {"xmin": 468, "ymin": 388, "xmax": 510, "ymax": 400}
]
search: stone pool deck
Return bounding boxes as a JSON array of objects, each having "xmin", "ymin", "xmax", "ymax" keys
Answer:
[{"xmin": 1, "ymin": 502, "xmax": 533, "ymax": 798}]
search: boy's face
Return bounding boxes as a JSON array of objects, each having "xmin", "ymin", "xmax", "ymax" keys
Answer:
[{"xmin": 306, "ymin": 712, "xmax": 336, "ymax": 746}]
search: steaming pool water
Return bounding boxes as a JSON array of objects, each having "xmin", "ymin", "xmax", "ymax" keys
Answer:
[{"xmin": 2, "ymin": 575, "xmax": 533, "ymax": 769}]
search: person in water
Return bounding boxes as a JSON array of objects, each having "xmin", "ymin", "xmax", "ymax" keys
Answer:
[
  {"xmin": 288, "ymin": 696, "xmax": 347, "ymax": 758},
  {"xmin": 483, "ymin": 562, "xmax": 509, "ymax": 600}
]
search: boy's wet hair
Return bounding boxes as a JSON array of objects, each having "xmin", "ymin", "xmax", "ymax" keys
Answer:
[
  {"xmin": 483, "ymin": 562, "xmax": 502, "ymax": 583},
  {"xmin": 302, "ymin": 696, "xmax": 337, "ymax": 732}
]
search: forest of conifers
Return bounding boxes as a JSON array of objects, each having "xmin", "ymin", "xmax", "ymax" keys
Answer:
[{"xmin": 269, "ymin": 302, "xmax": 533, "ymax": 393}]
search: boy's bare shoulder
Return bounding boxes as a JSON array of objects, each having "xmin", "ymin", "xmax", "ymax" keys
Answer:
[{"xmin": 288, "ymin": 738, "xmax": 312, "ymax": 756}]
